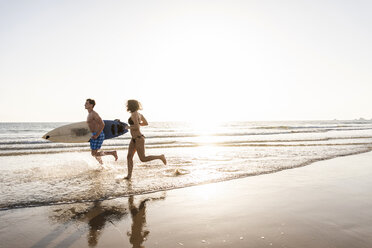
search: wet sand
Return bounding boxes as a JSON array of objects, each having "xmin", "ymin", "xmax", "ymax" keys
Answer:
[{"xmin": 1, "ymin": 152, "xmax": 372, "ymax": 248}]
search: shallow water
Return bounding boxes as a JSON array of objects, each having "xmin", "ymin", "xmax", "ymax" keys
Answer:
[{"xmin": 1, "ymin": 120, "xmax": 372, "ymax": 210}]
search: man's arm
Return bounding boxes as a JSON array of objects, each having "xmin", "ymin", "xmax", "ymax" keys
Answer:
[{"xmin": 92, "ymin": 112, "xmax": 105, "ymax": 139}]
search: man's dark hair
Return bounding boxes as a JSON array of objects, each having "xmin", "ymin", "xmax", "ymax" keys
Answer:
[{"xmin": 86, "ymin": 98, "xmax": 96, "ymax": 107}]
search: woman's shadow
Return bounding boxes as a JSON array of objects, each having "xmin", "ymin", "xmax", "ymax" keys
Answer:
[{"xmin": 126, "ymin": 181, "xmax": 166, "ymax": 248}]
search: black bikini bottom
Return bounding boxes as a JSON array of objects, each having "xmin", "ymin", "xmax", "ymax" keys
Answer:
[{"xmin": 131, "ymin": 135, "xmax": 145, "ymax": 143}]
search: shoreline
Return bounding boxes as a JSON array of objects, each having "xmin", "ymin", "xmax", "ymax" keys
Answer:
[
  {"xmin": 2, "ymin": 148, "xmax": 371, "ymax": 211},
  {"xmin": 2, "ymin": 152, "xmax": 372, "ymax": 247}
]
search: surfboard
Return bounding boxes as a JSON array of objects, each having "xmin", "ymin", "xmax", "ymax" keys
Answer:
[
  {"xmin": 102, "ymin": 120, "xmax": 128, "ymax": 140},
  {"xmin": 42, "ymin": 120, "xmax": 128, "ymax": 143}
]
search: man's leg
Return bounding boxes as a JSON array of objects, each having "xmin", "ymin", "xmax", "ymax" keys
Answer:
[{"xmin": 91, "ymin": 150, "xmax": 103, "ymax": 164}]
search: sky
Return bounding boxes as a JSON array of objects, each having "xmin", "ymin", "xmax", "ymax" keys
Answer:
[{"xmin": 0, "ymin": 0, "xmax": 371, "ymax": 122}]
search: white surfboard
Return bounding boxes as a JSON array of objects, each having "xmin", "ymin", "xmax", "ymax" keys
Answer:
[{"xmin": 42, "ymin": 121, "xmax": 92, "ymax": 143}]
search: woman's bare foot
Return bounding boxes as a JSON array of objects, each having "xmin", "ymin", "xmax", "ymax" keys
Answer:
[
  {"xmin": 160, "ymin": 155, "xmax": 167, "ymax": 165},
  {"xmin": 113, "ymin": 151, "xmax": 118, "ymax": 161}
]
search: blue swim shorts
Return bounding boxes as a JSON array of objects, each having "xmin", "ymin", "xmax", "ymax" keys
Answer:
[{"xmin": 90, "ymin": 132, "xmax": 105, "ymax": 150}]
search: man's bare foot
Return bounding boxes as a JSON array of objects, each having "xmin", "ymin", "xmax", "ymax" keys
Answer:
[
  {"xmin": 160, "ymin": 155, "xmax": 167, "ymax": 165},
  {"xmin": 95, "ymin": 156, "xmax": 103, "ymax": 165},
  {"xmin": 124, "ymin": 175, "xmax": 131, "ymax": 180},
  {"xmin": 113, "ymin": 151, "xmax": 118, "ymax": 161}
]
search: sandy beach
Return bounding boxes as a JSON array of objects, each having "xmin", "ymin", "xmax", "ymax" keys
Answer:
[
  {"xmin": 1, "ymin": 151, "xmax": 372, "ymax": 248},
  {"xmin": 2, "ymin": 1, "xmax": 371, "ymax": 247}
]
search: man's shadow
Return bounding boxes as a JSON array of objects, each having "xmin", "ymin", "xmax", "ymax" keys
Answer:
[
  {"xmin": 31, "ymin": 200, "xmax": 128, "ymax": 248},
  {"xmin": 85, "ymin": 201, "xmax": 128, "ymax": 247}
]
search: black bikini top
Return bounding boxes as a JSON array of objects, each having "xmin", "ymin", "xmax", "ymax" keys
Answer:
[{"xmin": 128, "ymin": 113, "xmax": 141, "ymax": 125}]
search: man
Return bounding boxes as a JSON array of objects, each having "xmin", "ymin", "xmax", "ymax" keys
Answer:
[{"xmin": 85, "ymin": 98, "xmax": 118, "ymax": 165}]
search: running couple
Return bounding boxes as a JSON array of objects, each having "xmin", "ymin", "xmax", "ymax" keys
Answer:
[{"xmin": 85, "ymin": 98, "xmax": 167, "ymax": 179}]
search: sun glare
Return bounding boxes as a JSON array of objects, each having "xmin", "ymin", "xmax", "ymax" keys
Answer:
[
  {"xmin": 188, "ymin": 120, "xmax": 225, "ymax": 146},
  {"xmin": 192, "ymin": 183, "xmax": 219, "ymax": 201}
]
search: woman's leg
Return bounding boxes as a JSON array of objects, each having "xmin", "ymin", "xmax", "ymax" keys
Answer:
[
  {"xmin": 135, "ymin": 137, "xmax": 166, "ymax": 165},
  {"xmin": 125, "ymin": 139, "xmax": 136, "ymax": 179}
]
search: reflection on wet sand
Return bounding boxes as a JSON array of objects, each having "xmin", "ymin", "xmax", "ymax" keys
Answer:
[
  {"xmin": 86, "ymin": 202, "xmax": 128, "ymax": 247},
  {"xmin": 126, "ymin": 181, "xmax": 167, "ymax": 248},
  {"xmin": 48, "ymin": 201, "xmax": 128, "ymax": 247},
  {"xmin": 128, "ymin": 196, "xmax": 150, "ymax": 248},
  {"xmin": 39, "ymin": 180, "xmax": 166, "ymax": 247}
]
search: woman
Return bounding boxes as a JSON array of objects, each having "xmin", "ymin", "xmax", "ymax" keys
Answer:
[{"xmin": 124, "ymin": 99, "xmax": 166, "ymax": 179}]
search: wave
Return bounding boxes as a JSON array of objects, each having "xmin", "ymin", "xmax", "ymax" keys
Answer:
[
  {"xmin": 1, "ymin": 126, "xmax": 372, "ymax": 145},
  {"xmin": 1, "ymin": 121, "xmax": 372, "ymax": 210},
  {"xmin": 1, "ymin": 147, "xmax": 371, "ymax": 211},
  {"xmin": 1, "ymin": 137, "xmax": 371, "ymax": 156}
]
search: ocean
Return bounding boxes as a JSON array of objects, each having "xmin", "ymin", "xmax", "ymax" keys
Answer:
[{"xmin": 1, "ymin": 120, "xmax": 372, "ymax": 210}]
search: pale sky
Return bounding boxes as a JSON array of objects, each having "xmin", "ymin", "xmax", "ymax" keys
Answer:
[{"xmin": 0, "ymin": 0, "xmax": 371, "ymax": 122}]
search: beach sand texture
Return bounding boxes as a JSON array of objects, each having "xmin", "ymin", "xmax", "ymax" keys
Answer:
[{"xmin": 1, "ymin": 151, "xmax": 372, "ymax": 248}]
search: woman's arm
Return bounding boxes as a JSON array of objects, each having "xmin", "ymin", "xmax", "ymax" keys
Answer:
[
  {"xmin": 140, "ymin": 114, "xmax": 148, "ymax": 126},
  {"xmin": 128, "ymin": 112, "xmax": 141, "ymax": 130}
]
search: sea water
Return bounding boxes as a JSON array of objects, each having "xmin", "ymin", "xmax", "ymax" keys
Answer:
[{"xmin": 1, "ymin": 120, "xmax": 372, "ymax": 210}]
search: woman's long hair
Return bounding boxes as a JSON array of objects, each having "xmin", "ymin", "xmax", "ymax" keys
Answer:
[{"xmin": 126, "ymin": 99, "xmax": 142, "ymax": 113}]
